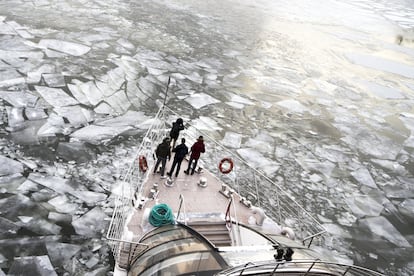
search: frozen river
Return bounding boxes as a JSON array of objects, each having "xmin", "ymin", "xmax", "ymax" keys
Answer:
[{"xmin": 0, "ymin": 0, "xmax": 414, "ymax": 275}]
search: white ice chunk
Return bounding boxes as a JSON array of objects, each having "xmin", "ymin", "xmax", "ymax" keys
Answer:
[
  {"xmin": 42, "ymin": 73, "xmax": 66, "ymax": 87},
  {"xmin": 28, "ymin": 173, "xmax": 75, "ymax": 194},
  {"xmin": 350, "ymin": 167, "xmax": 377, "ymax": 188},
  {"xmin": 72, "ymin": 207, "xmax": 108, "ymax": 237},
  {"xmin": 276, "ymin": 99, "xmax": 308, "ymax": 114},
  {"xmin": 221, "ymin": 132, "xmax": 242, "ymax": 148},
  {"xmin": 17, "ymin": 179, "xmax": 40, "ymax": 193},
  {"xmin": 359, "ymin": 216, "xmax": 411, "ymax": 247},
  {"xmin": 25, "ymin": 108, "xmax": 48, "ymax": 121},
  {"xmin": 8, "ymin": 256, "xmax": 57, "ymax": 276},
  {"xmin": 67, "ymin": 83, "xmax": 90, "ymax": 105},
  {"xmin": 5, "ymin": 106, "xmax": 25, "ymax": 130},
  {"xmin": 70, "ymin": 191, "xmax": 107, "ymax": 205},
  {"xmin": 0, "ymin": 155, "xmax": 24, "ymax": 176},
  {"xmin": 97, "ymin": 110, "xmax": 151, "ymax": 129},
  {"xmin": 399, "ymin": 113, "xmax": 414, "ymax": 133},
  {"xmin": 237, "ymin": 148, "xmax": 279, "ymax": 175},
  {"xmin": 78, "ymin": 81, "xmax": 105, "ymax": 105},
  {"xmin": 37, "ymin": 113, "xmax": 66, "ymax": 137},
  {"xmin": 48, "ymin": 195, "xmax": 79, "ymax": 214},
  {"xmin": 70, "ymin": 125, "xmax": 133, "ymax": 145},
  {"xmin": 346, "ymin": 53, "xmax": 414, "ymax": 79},
  {"xmin": 105, "ymin": 90, "xmax": 131, "ymax": 113},
  {"xmin": 18, "ymin": 217, "xmax": 62, "ymax": 235},
  {"xmin": 360, "ymin": 80, "xmax": 405, "ymax": 99},
  {"xmin": 398, "ymin": 199, "xmax": 414, "ymax": 221},
  {"xmin": 229, "ymin": 93, "xmax": 254, "ymax": 105},
  {"xmin": 94, "ymin": 102, "xmax": 114, "ymax": 114},
  {"xmin": 403, "ymin": 134, "xmax": 414, "ymax": 149},
  {"xmin": 226, "ymin": 102, "xmax": 244, "ymax": 109},
  {"xmin": 54, "ymin": 106, "xmax": 94, "ymax": 126},
  {"xmin": 35, "ymin": 86, "xmax": 78, "ymax": 107},
  {"xmin": 0, "ymin": 91, "xmax": 38, "ymax": 107},
  {"xmin": 38, "ymin": 39, "xmax": 91, "ymax": 56},
  {"xmin": 244, "ymin": 132, "xmax": 274, "ymax": 153},
  {"xmin": 46, "ymin": 242, "xmax": 82, "ymax": 267},
  {"xmin": 341, "ymin": 131, "xmax": 401, "ymax": 160},
  {"xmin": 371, "ymin": 159, "xmax": 407, "ymax": 175},
  {"xmin": 345, "ymin": 194, "xmax": 383, "ymax": 217},
  {"xmin": 185, "ymin": 93, "xmax": 220, "ymax": 109},
  {"xmin": 322, "ymin": 223, "xmax": 352, "ymax": 238},
  {"xmin": 297, "ymin": 158, "xmax": 336, "ymax": 178},
  {"xmin": 190, "ymin": 116, "xmax": 222, "ymax": 131}
]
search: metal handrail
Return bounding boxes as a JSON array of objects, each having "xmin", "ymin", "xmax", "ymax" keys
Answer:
[
  {"xmin": 218, "ymin": 259, "xmax": 385, "ymax": 276},
  {"xmin": 176, "ymin": 194, "xmax": 187, "ymax": 224}
]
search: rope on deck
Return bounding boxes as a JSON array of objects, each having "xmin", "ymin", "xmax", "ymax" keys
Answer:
[{"xmin": 149, "ymin": 203, "xmax": 175, "ymax": 227}]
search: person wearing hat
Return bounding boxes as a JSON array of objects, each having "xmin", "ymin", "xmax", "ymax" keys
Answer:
[
  {"xmin": 169, "ymin": 118, "xmax": 184, "ymax": 149},
  {"xmin": 184, "ymin": 136, "xmax": 205, "ymax": 175},
  {"xmin": 153, "ymin": 137, "xmax": 171, "ymax": 178}
]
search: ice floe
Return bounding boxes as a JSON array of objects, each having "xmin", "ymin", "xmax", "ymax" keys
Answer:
[
  {"xmin": 184, "ymin": 93, "xmax": 220, "ymax": 109},
  {"xmin": 38, "ymin": 39, "xmax": 91, "ymax": 56},
  {"xmin": 71, "ymin": 207, "xmax": 108, "ymax": 237},
  {"xmin": 359, "ymin": 216, "xmax": 411, "ymax": 247},
  {"xmin": 34, "ymin": 86, "xmax": 79, "ymax": 107},
  {"xmin": 0, "ymin": 155, "xmax": 24, "ymax": 176}
]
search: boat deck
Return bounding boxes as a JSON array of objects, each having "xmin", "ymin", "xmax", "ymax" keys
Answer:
[{"xmin": 126, "ymin": 157, "xmax": 260, "ymax": 241}]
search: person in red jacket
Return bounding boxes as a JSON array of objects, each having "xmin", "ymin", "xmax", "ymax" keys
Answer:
[{"xmin": 184, "ymin": 136, "xmax": 205, "ymax": 175}]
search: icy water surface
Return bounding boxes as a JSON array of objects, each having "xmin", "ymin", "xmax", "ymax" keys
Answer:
[{"xmin": 0, "ymin": 0, "xmax": 414, "ymax": 275}]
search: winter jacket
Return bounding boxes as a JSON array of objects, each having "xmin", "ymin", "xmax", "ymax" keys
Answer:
[
  {"xmin": 190, "ymin": 141, "xmax": 205, "ymax": 159},
  {"xmin": 173, "ymin": 143, "xmax": 188, "ymax": 160},
  {"xmin": 156, "ymin": 141, "xmax": 171, "ymax": 159},
  {"xmin": 170, "ymin": 121, "xmax": 184, "ymax": 139}
]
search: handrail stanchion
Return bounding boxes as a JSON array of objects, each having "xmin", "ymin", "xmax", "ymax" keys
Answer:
[{"xmin": 176, "ymin": 194, "xmax": 187, "ymax": 224}]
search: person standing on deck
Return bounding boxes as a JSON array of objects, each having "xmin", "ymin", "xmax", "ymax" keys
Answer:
[
  {"xmin": 167, "ymin": 138, "xmax": 188, "ymax": 178},
  {"xmin": 169, "ymin": 118, "xmax": 184, "ymax": 149},
  {"xmin": 153, "ymin": 137, "xmax": 171, "ymax": 178},
  {"xmin": 184, "ymin": 136, "xmax": 205, "ymax": 175}
]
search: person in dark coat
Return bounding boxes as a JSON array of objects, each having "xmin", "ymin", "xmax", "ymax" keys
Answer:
[
  {"xmin": 153, "ymin": 137, "xmax": 171, "ymax": 178},
  {"xmin": 167, "ymin": 138, "xmax": 188, "ymax": 178},
  {"xmin": 169, "ymin": 118, "xmax": 184, "ymax": 149},
  {"xmin": 184, "ymin": 136, "xmax": 205, "ymax": 175}
]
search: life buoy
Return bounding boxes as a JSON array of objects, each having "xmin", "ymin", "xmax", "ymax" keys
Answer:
[
  {"xmin": 138, "ymin": 155, "xmax": 148, "ymax": 172},
  {"xmin": 219, "ymin": 158, "xmax": 234, "ymax": 174}
]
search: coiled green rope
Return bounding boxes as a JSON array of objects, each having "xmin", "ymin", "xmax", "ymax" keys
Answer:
[{"xmin": 149, "ymin": 203, "xmax": 175, "ymax": 227}]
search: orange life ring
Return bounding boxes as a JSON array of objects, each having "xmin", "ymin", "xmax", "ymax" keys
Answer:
[
  {"xmin": 219, "ymin": 158, "xmax": 234, "ymax": 174},
  {"xmin": 138, "ymin": 155, "xmax": 148, "ymax": 172}
]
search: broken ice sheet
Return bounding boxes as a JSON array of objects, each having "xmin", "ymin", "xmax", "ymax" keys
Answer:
[
  {"xmin": 0, "ymin": 91, "xmax": 38, "ymax": 107},
  {"xmin": 38, "ymin": 39, "xmax": 91, "ymax": 56},
  {"xmin": 34, "ymin": 86, "xmax": 79, "ymax": 107},
  {"xmin": 184, "ymin": 93, "xmax": 220, "ymax": 109},
  {"xmin": 221, "ymin": 132, "xmax": 242, "ymax": 148},
  {"xmin": 0, "ymin": 155, "xmax": 24, "ymax": 176},
  {"xmin": 48, "ymin": 195, "xmax": 79, "ymax": 214},
  {"xmin": 276, "ymin": 99, "xmax": 309, "ymax": 114},
  {"xmin": 71, "ymin": 207, "xmax": 108, "ymax": 237},
  {"xmin": 70, "ymin": 125, "xmax": 133, "ymax": 145},
  {"xmin": 350, "ymin": 167, "xmax": 377, "ymax": 188},
  {"xmin": 97, "ymin": 110, "xmax": 151, "ymax": 129},
  {"xmin": 8, "ymin": 255, "xmax": 57, "ymax": 276},
  {"xmin": 237, "ymin": 147, "xmax": 279, "ymax": 175},
  {"xmin": 46, "ymin": 242, "xmax": 81, "ymax": 267},
  {"xmin": 358, "ymin": 216, "xmax": 411, "ymax": 247},
  {"xmin": 345, "ymin": 194, "xmax": 383, "ymax": 217}
]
